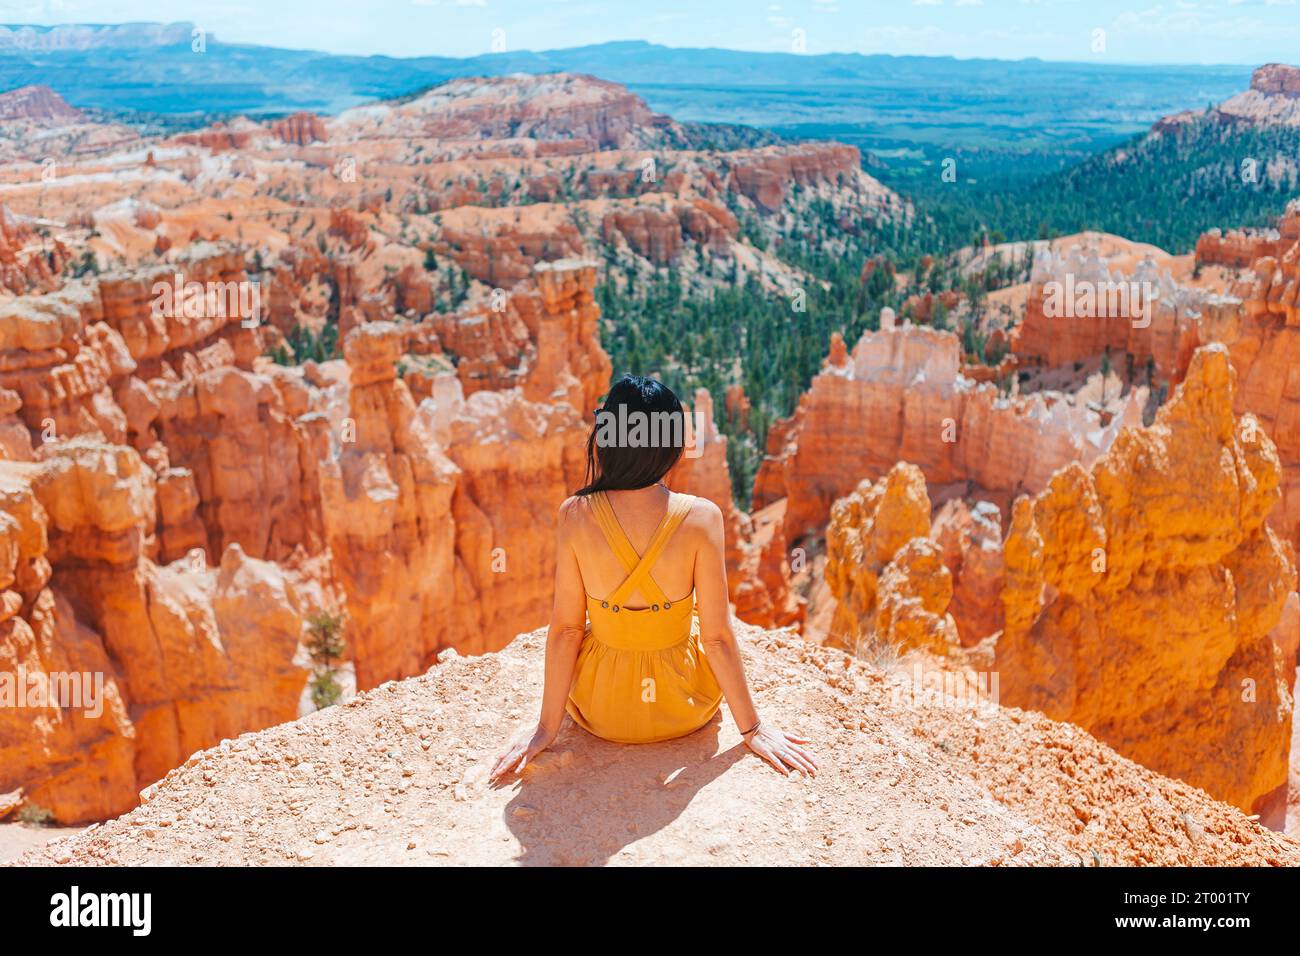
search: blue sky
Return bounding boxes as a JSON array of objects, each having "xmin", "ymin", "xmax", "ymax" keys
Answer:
[{"xmin": 4, "ymin": 0, "xmax": 1299, "ymax": 64}]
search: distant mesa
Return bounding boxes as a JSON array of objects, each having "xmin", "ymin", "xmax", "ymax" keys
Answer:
[
  {"xmin": 368, "ymin": 72, "xmax": 675, "ymax": 149},
  {"xmin": 0, "ymin": 21, "xmax": 196, "ymax": 51},
  {"xmin": 1155, "ymin": 62, "xmax": 1300, "ymax": 132},
  {"xmin": 1250, "ymin": 63, "xmax": 1300, "ymax": 98}
]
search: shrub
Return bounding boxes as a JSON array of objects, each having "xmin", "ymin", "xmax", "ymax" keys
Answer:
[
  {"xmin": 17, "ymin": 803, "xmax": 53, "ymax": 826},
  {"xmin": 306, "ymin": 610, "xmax": 347, "ymax": 711}
]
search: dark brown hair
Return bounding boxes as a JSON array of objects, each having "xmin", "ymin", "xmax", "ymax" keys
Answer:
[{"xmin": 574, "ymin": 375, "xmax": 687, "ymax": 496}]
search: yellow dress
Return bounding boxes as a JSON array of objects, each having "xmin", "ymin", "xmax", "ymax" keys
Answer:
[{"xmin": 566, "ymin": 490, "xmax": 723, "ymax": 744}]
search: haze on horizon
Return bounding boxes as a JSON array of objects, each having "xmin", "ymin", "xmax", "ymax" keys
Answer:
[{"xmin": 1, "ymin": 0, "xmax": 1297, "ymax": 66}]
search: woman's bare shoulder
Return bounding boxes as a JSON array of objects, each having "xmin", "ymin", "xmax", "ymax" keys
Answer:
[
  {"xmin": 556, "ymin": 494, "xmax": 591, "ymax": 537},
  {"xmin": 679, "ymin": 494, "xmax": 724, "ymax": 538},
  {"xmin": 681, "ymin": 493, "xmax": 722, "ymax": 518}
]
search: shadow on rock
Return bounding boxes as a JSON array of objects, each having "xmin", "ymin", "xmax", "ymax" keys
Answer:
[{"xmin": 496, "ymin": 713, "xmax": 744, "ymax": 865}]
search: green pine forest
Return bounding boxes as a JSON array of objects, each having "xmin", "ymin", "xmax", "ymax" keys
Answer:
[{"xmin": 598, "ymin": 114, "xmax": 1300, "ymax": 507}]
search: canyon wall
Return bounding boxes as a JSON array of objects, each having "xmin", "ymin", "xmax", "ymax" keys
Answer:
[
  {"xmin": 11, "ymin": 65, "xmax": 1295, "ymax": 840},
  {"xmin": 0, "ymin": 439, "xmax": 312, "ymax": 822},
  {"xmin": 1012, "ymin": 243, "xmax": 1216, "ymax": 385},
  {"xmin": 999, "ymin": 345, "xmax": 1295, "ymax": 826},
  {"xmin": 0, "ymin": 69, "xmax": 894, "ymax": 821},
  {"xmin": 754, "ymin": 322, "xmax": 1143, "ymax": 549},
  {"xmin": 816, "ymin": 346, "xmax": 1295, "ymax": 824},
  {"xmin": 1010, "ymin": 202, "xmax": 1300, "ymax": 559},
  {"xmin": 1215, "ymin": 63, "xmax": 1300, "ymax": 127},
  {"xmin": 0, "ymin": 241, "xmax": 793, "ymax": 821},
  {"xmin": 1195, "ymin": 201, "xmax": 1300, "ymax": 550},
  {"xmin": 0, "ymin": 248, "xmax": 618, "ymax": 822}
]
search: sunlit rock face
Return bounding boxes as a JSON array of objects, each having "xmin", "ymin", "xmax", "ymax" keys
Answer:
[
  {"xmin": 0, "ymin": 250, "xmax": 617, "ymax": 822},
  {"xmin": 1216, "ymin": 64, "xmax": 1300, "ymax": 127},
  {"xmin": 1014, "ymin": 242, "xmax": 1214, "ymax": 385},
  {"xmin": 753, "ymin": 322, "xmax": 1142, "ymax": 567},
  {"xmin": 815, "ymin": 347, "xmax": 1295, "ymax": 828},
  {"xmin": 822, "ymin": 462, "xmax": 958, "ymax": 656},
  {"xmin": 998, "ymin": 345, "xmax": 1295, "ymax": 828},
  {"xmin": 1194, "ymin": 201, "xmax": 1300, "ymax": 553}
]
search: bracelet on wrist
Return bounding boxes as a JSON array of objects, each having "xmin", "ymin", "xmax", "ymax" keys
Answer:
[{"xmin": 740, "ymin": 719, "xmax": 761, "ymax": 738}]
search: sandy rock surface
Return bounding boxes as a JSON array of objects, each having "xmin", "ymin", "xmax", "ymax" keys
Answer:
[{"xmin": 17, "ymin": 624, "xmax": 1297, "ymax": 867}]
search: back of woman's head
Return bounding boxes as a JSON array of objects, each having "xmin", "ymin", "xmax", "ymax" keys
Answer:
[{"xmin": 575, "ymin": 375, "xmax": 686, "ymax": 496}]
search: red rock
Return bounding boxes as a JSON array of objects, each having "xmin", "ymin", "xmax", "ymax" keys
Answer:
[
  {"xmin": 0, "ymin": 204, "xmax": 71, "ymax": 294},
  {"xmin": 998, "ymin": 345, "xmax": 1295, "ymax": 826},
  {"xmin": 328, "ymin": 207, "xmax": 370, "ymax": 251},
  {"xmin": 931, "ymin": 498, "xmax": 1005, "ymax": 646},
  {"xmin": 338, "ymin": 73, "xmax": 675, "ymax": 148},
  {"xmin": 1249, "ymin": 63, "xmax": 1300, "ymax": 97},
  {"xmin": 1014, "ymin": 242, "xmax": 1206, "ymax": 384},
  {"xmin": 270, "ymin": 111, "xmax": 328, "ymax": 146},
  {"xmin": 0, "ymin": 84, "xmax": 83, "ymax": 123},
  {"xmin": 729, "ymin": 144, "xmax": 865, "ymax": 212},
  {"xmin": 600, "ymin": 199, "xmax": 736, "ymax": 265},
  {"xmin": 823, "ymin": 463, "xmax": 958, "ymax": 654},
  {"xmin": 902, "ymin": 290, "xmax": 961, "ymax": 325},
  {"xmin": 1215, "ymin": 63, "xmax": 1300, "ymax": 126},
  {"xmin": 723, "ymin": 383, "xmax": 751, "ymax": 429},
  {"xmin": 0, "ymin": 72, "xmax": 912, "ymax": 823},
  {"xmin": 171, "ymin": 120, "xmax": 262, "ymax": 152},
  {"xmin": 754, "ymin": 322, "xmax": 1143, "ymax": 548}
]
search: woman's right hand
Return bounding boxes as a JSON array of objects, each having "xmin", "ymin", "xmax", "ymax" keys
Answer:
[
  {"xmin": 489, "ymin": 722, "xmax": 559, "ymax": 782},
  {"xmin": 744, "ymin": 724, "xmax": 817, "ymax": 778}
]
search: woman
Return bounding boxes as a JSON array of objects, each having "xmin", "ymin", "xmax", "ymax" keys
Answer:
[{"xmin": 490, "ymin": 375, "xmax": 816, "ymax": 781}]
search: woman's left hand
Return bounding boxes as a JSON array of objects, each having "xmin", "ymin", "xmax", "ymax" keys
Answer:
[
  {"xmin": 744, "ymin": 724, "xmax": 818, "ymax": 777},
  {"xmin": 489, "ymin": 722, "xmax": 559, "ymax": 781}
]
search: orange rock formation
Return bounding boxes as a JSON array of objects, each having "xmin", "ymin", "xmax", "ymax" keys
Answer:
[
  {"xmin": 998, "ymin": 345, "xmax": 1295, "ymax": 827},
  {"xmin": 0, "ymin": 68, "xmax": 900, "ymax": 821},
  {"xmin": 823, "ymin": 463, "xmax": 959, "ymax": 654},
  {"xmin": 0, "ymin": 246, "xmax": 618, "ymax": 821},
  {"xmin": 754, "ymin": 322, "xmax": 1144, "ymax": 558},
  {"xmin": 1013, "ymin": 241, "xmax": 1215, "ymax": 385},
  {"xmin": 814, "ymin": 345, "xmax": 1295, "ymax": 824}
]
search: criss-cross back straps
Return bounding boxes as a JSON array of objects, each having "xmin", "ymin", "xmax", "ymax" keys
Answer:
[
  {"xmin": 588, "ymin": 491, "xmax": 643, "ymax": 577},
  {"xmin": 590, "ymin": 491, "xmax": 694, "ymax": 608}
]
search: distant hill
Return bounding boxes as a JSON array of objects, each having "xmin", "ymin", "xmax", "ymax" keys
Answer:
[
  {"xmin": 0, "ymin": 21, "xmax": 192, "ymax": 50},
  {"xmin": 0, "ymin": 83, "xmax": 81, "ymax": 121},
  {"xmin": 0, "ymin": 22, "xmax": 1283, "ymax": 255},
  {"xmin": 958, "ymin": 64, "xmax": 1300, "ymax": 253},
  {"xmin": 0, "ymin": 24, "xmax": 1251, "ymax": 158}
]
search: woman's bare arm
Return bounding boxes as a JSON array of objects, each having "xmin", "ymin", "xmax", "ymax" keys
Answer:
[
  {"xmin": 693, "ymin": 500, "xmax": 759, "ymax": 729},
  {"xmin": 490, "ymin": 497, "xmax": 588, "ymax": 780},
  {"xmin": 537, "ymin": 499, "xmax": 588, "ymax": 732},
  {"xmin": 694, "ymin": 500, "xmax": 817, "ymax": 777}
]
